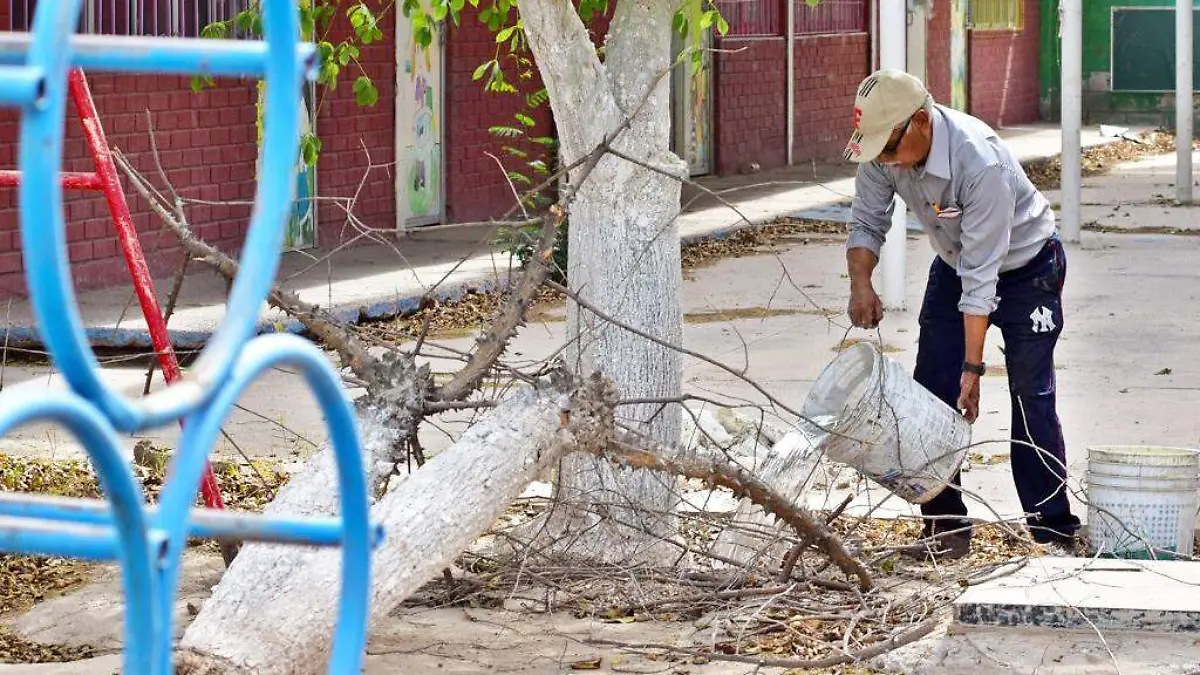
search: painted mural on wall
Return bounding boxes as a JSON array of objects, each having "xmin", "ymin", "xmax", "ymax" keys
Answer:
[
  {"xmin": 255, "ymin": 83, "xmax": 318, "ymax": 250},
  {"xmin": 285, "ymin": 86, "xmax": 318, "ymax": 250},
  {"xmin": 397, "ymin": 18, "xmax": 443, "ymax": 226},
  {"xmin": 684, "ymin": 35, "xmax": 713, "ymax": 175},
  {"xmin": 950, "ymin": 0, "xmax": 969, "ymax": 111}
]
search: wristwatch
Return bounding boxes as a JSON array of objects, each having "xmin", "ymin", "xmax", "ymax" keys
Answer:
[{"xmin": 963, "ymin": 361, "xmax": 986, "ymax": 376}]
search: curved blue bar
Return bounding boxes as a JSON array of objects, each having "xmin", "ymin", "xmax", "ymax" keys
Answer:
[
  {"xmin": 0, "ymin": 493, "xmax": 385, "ymax": 549},
  {"xmin": 0, "ymin": 391, "xmax": 157, "ymax": 675},
  {"xmin": 0, "ymin": 518, "xmax": 117, "ymax": 560},
  {"xmin": 18, "ymin": 0, "xmax": 305, "ymax": 433},
  {"xmin": 6, "ymin": 0, "xmax": 376, "ymax": 672},
  {"xmin": 0, "ymin": 65, "xmax": 44, "ymax": 108},
  {"xmin": 155, "ymin": 334, "xmax": 372, "ymax": 675}
]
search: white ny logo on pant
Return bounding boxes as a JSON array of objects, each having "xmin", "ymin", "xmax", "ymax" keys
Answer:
[{"xmin": 1030, "ymin": 306, "xmax": 1056, "ymax": 333}]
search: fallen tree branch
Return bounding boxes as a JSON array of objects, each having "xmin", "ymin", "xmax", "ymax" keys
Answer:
[
  {"xmin": 112, "ymin": 146, "xmax": 378, "ymax": 381},
  {"xmin": 778, "ymin": 493, "xmax": 854, "ymax": 583},
  {"xmin": 435, "ymin": 204, "xmax": 566, "ymax": 402},
  {"xmin": 601, "ymin": 430, "xmax": 872, "ymax": 591},
  {"xmin": 177, "ymin": 371, "xmax": 617, "ymax": 675}
]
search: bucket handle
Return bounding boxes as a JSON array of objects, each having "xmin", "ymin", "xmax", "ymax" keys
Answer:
[{"xmin": 838, "ymin": 323, "xmax": 886, "ymax": 354}]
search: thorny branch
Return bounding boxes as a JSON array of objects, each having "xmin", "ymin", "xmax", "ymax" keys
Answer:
[{"xmin": 602, "ymin": 431, "xmax": 871, "ymax": 591}]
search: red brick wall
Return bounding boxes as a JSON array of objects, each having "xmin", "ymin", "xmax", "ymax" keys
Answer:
[
  {"xmin": 0, "ymin": 74, "xmax": 260, "ymax": 298},
  {"xmin": 792, "ymin": 32, "xmax": 870, "ymax": 163},
  {"xmin": 444, "ymin": 7, "xmax": 559, "ymax": 224},
  {"xmin": 713, "ymin": 32, "xmax": 868, "ymax": 173},
  {"xmin": 713, "ymin": 38, "xmax": 787, "ymax": 174},
  {"xmin": 314, "ymin": 18, "xmax": 397, "ymax": 242},
  {"xmin": 0, "ymin": 7, "xmax": 394, "ymax": 298},
  {"xmin": 926, "ymin": 1, "xmax": 952, "ymax": 104},
  {"xmin": 968, "ymin": 0, "xmax": 1040, "ymax": 128}
]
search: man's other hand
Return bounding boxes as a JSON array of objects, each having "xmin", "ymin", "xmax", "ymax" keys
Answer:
[
  {"xmin": 958, "ymin": 372, "xmax": 981, "ymax": 423},
  {"xmin": 848, "ymin": 284, "xmax": 884, "ymax": 328}
]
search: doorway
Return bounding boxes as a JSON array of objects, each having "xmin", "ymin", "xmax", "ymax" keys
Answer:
[{"xmin": 396, "ymin": 14, "xmax": 446, "ymax": 228}]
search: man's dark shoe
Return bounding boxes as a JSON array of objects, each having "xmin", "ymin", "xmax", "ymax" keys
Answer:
[
  {"xmin": 900, "ymin": 529, "xmax": 971, "ymax": 561},
  {"xmin": 1029, "ymin": 519, "xmax": 1083, "ymax": 556}
]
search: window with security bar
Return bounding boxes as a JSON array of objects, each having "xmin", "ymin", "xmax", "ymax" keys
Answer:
[
  {"xmin": 713, "ymin": 0, "xmax": 783, "ymax": 37},
  {"xmin": 968, "ymin": 0, "xmax": 1024, "ymax": 31},
  {"xmin": 794, "ymin": 0, "xmax": 867, "ymax": 36},
  {"xmin": 9, "ymin": 0, "xmax": 255, "ymax": 38}
]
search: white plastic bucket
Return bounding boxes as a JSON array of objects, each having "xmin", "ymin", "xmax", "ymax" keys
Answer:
[
  {"xmin": 801, "ymin": 341, "xmax": 972, "ymax": 504},
  {"xmin": 1086, "ymin": 445, "xmax": 1200, "ymax": 559}
]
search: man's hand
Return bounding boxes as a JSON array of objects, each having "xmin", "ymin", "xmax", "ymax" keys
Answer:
[
  {"xmin": 958, "ymin": 372, "xmax": 981, "ymax": 423},
  {"xmin": 847, "ymin": 248, "xmax": 882, "ymax": 328},
  {"xmin": 848, "ymin": 283, "xmax": 884, "ymax": 328}
]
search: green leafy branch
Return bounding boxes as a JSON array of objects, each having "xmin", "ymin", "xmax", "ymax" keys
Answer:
[{"xmin": 194, "ymin": 0, "xmax": 393, "ymax": 166}]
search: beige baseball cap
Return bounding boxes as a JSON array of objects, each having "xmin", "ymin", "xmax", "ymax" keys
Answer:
[{"xmin": 843, "ymin": 69, "xmax": 930, "ymax": 163}]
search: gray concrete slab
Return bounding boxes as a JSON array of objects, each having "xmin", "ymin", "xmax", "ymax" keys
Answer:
[
  {"xmin": 881, "ymin": 621, "xmax": 1200, "ymax": 675},
  {"xmin": 954, "ymin": 557, "xmax": 1200, "ymax": 633}
]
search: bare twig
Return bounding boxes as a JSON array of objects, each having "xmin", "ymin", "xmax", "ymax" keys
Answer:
[
  {"xmin": 113, "ymin": 147, "xmax": 378, "ymax": 381},
  {"xmin": 144, "ymin": 254, "xmax": 191, "ymax": 395},
  {"xmin": 584, "ymin": 618, "xmax": 936, "ymax": 670},
  {"xmin": 435, "ymin": 205, "xmax": 566, "ymax": 402},
  {"xmin": 601, "ymin": 430, "xmax": 872, "ymax": 591}
]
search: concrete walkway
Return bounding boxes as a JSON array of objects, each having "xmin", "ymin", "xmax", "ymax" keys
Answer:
[{"xmin": 0, "ymin": 123, "xmax": 1117, "ymax": 350}]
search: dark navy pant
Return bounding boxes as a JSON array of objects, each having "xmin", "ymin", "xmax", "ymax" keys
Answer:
[{"xmin": 913, "ymin": 235, "xmax": 1080, "ymax": 545}]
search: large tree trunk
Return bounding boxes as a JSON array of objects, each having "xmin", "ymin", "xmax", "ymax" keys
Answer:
[
  {"xmin": 176, "ymin": 375, "xmax": 867, "ymax": 673},
  {"xmin": 176, "ymin": 384, "xmax": 584, "ymax": 674},
  {"xmin": 518, "ymin": 0, "xmax": 688, "ymax": 564}
]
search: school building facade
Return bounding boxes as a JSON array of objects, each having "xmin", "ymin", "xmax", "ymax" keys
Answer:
[{"xmin": 0, "ymin": 0, "xmax": 1040, "ymax": 299}]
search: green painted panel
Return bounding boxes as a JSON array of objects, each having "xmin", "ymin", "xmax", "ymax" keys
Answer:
[
  {"xmin": 1111, "ymin": 7, "xmax": 1200, "ymax": 91},
  {"xmin": 1084, "ymin": 0, "xmax": 1197, "ymax": 76},
  {"xmin": 1039, "ymin": 0, "xmax": 1060, "ymax": 102},
  {"xmin": 951, "ymin": 0, "xmax": 969, "ymax": 110}
]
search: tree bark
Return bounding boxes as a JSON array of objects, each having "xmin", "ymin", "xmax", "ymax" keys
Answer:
[
  {"xmin": 518, "ymin": 0, "xmax": 689, "ymax": 565},
  {"xmin": 176, "ymin": 380, "xmax": 595, "ymax": 674}
]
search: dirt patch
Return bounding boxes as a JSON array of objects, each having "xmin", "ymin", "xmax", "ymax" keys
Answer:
[
  {"xmin": 1024, "ymin": 131, "xmax": 1179, "ymax": 191},
  {"xmin": 833, "ymin": 337, "xmax": 902, "ymax": 354},
  {"xmin": 681, "ymin": 219, "xmax": 846, "ymax": 279},
  {"xmin": 1082, "ymin": 223, "xmax": 1200, "ymax": 236},
  {"xmin": 360, "ymin": 286, "xmax": 567, "ymax": 344},
  {"xmin": 684, "ymin": 307, "xmax": 835, "ymax": 323}
]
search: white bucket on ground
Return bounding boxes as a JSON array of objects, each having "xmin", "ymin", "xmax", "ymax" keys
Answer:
[
  {"xmin": 1086, "ymin": 445, "xmax": 1200, "ymax": 559},
  {"xmin": 800, "ymin": 341, "xmax": 972, "ymax": 504}
]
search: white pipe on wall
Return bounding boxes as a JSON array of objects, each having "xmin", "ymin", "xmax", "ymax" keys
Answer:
[
  {"xmin": 870, "ymin": 0, "xmax": 879, "ymax": 71},
  {"xmin": 1177, "ymin": 0, "xmax": 1193, "ymax": 204},
  {"xmin": 786, "ymin": 0, "xmax": 795, "ymax": 165},
  {"xmin": 879, "ymin": 0, "xmax": 907, "ymax": 311},
  {"xmin": 1060, "ymin": 0, "xmax": 1082, "ymax": 243}
]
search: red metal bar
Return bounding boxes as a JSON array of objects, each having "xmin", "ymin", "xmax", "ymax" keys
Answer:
[
  {"xmin": 0, "ymin": 170, "xmax": 105, "ymax": 190},
  {"xmin": 67, "ymin": 69, "xmax": 227, "ymax": 514}
]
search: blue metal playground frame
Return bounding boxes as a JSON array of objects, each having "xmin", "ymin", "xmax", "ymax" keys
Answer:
[{"xmin": 0, "ymin": 2, "xmax": 378, "ymax": 673}]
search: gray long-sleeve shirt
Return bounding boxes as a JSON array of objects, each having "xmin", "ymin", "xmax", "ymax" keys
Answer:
[{"xmin": 847, "ymin": 104, "xmax": 1057, "ymax": 316}]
